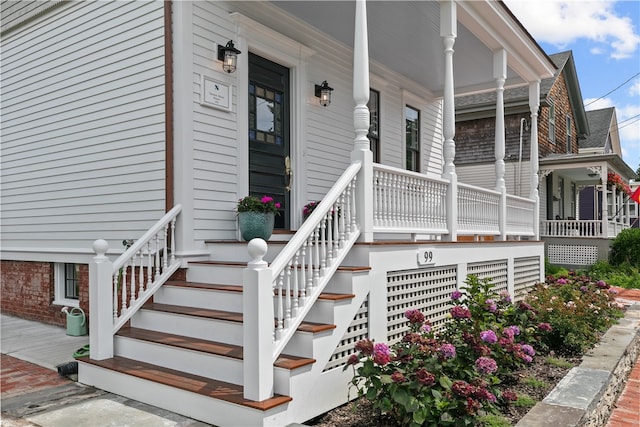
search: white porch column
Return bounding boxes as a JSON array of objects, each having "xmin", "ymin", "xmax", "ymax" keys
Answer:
[
  {"xmin": 351, "ymin": 0, "xmax": 374, "ymax": 242},
  {"xmin": 441, "ymin": 0, "xmax": 458, "ymax": 241},
  {"xmin": 625, "ymin": 196, "xmax": 631, "ymax": 226},
  {"xmin": 494, "ymin": 50, "xmax": 507, "ymax": 240},
  {"xmin": 528, "ymin": 81, "xmax": 541, "ymax": 239},
  {"xmin": 601, "ymin": 164, "xmax": 609, "ymax": 237},
  {"xmin": 89, "ymin": 239, "xmax": 114, "ymax": 360}
]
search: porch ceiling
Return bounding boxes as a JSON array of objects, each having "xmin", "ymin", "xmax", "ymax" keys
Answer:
[{"xmin": 258, "ymin": 1, "xmax": 554, "ymax": 98}]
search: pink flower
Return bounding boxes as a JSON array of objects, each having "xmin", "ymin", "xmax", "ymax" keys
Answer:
[
  {"xmin": 502, "ymin": 390, "xmax": 518, "ymax": 402},
  {"xmin": 451, "ymin": 290, "xmax": 463, "ymax": 300},
  {"xmin": 451, "ymin": 306, "xmax": 471, "ymax": 319},
  {"xmin": 521, "ymin": 344, "xmax": 535, "ymax": 357},
  {"xmin": 346, "ymin": 354, "xmax": 359, "ymax": 365},
  {"xmin": 391, "ymin": 372, "xmax": 407, "ymax": 383},
  {"xmin": 261, "ymin": 196, "xmax": 274, "ymax": 203},
  {"xmin": 480, "ymin": 330, "xmax": 498, "ymax": 344},
  {"xmin": 439, "ymin": 343, "xmax": 457, "ymax": 359},
  {"xmin": 557, "ymin": 278, "xmax": 568, "ymax": 284},
  {"xmin": 354, "ymin": 339, "xmax": 374, "ymax": 356},
  {"xmin": 485, "ymin": 299, "xmax": 497, "ymax": 313},
  {"xmin": 405, "ymin": 309, "xmax": 425, "ymax": 324},
  {"xmin": 275, "ymin": 202, "xmax": 281, "ymax": 209},
  {"xmin": 475, "ymin": 357, "xmax": 498, "ymax": 374},
  {"xmin": 538, "ymin": 322, "xmax": 552, "ymax": 332},
  {"xmin": 372, "ymin": 343, "xmax": 391, "ymax": 365},
  {"xmin": 452, "ymin": 380, "xmax": 473, "ymax": 397}
]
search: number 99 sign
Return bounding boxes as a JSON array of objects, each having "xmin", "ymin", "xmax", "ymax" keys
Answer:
[{"xmin": 417, "ymin": 250, "xmax": 435, "ymax": 266}]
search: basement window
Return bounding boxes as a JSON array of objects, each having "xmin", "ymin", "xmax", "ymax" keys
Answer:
[{"xmin": 53, "ymin": 263, "xmax": 80, "ymax": 307}]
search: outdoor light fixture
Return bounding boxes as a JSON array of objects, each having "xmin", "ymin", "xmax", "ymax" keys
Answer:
[
  {"xmin": 217, "ymin": 40, "xmax": 241, "ymax": 73},
  {"xmin": 314, "ymin": 80, "xmax": 334, "ymax": 107}
]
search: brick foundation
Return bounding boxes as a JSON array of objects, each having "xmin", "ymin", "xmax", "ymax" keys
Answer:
[{"xmin": 0, "ymin": 260, "xmax": 89, "ymax": 327}]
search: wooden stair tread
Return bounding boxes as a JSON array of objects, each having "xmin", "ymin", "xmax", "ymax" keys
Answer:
[
  {"xmin": 117, "ymin": 326, "xmax": 315, "ymax": 370},
  {"xmin": 165, "ymin": 281, "xmax": 242, "ymax": 292},
  {"xmin": 188, "ymin": 260, "xmax": 370, "ymax": 273},
  {"xmin": 143, "ymin": 302, "xmax": 336, "ymax": 333},
  {"xmin": 79, "ymin": 355, "xmax": 292, "ymax": 411},
  {"xmin": 165, "ymin": 280, "xmax": 354, "ymax": 301}
]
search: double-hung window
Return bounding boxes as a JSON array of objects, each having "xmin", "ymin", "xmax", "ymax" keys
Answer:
[
  {"xmin": 566, "ymin": 115, "xmax": 572, "ymax": 152},
  {"xmin": 405, "ymin": 105, "xmax": 420, "ymax": 172}
]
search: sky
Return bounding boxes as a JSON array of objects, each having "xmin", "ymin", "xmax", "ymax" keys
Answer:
[{"xmin": 503, "ymin": 0, "xmax": 640, "ymax": 174}]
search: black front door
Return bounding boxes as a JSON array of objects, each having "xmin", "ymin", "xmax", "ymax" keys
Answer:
[{"xmin": 248, "ymin": 53, "xmax": 290, "ymax": 229}]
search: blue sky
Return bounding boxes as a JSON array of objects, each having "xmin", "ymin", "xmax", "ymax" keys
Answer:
[{"xmin": 504, "ymin": 0, "xmax": 640, "ymax": 173}]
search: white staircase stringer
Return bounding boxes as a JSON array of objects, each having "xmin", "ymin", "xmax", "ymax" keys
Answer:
[{"xmin": 280, "ymin": 271, "xmax": 372, "ymax": 423}]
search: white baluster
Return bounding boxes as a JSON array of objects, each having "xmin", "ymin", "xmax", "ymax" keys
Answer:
[
  {"xmin": 276, "ymin": 273, "xmax": 284, "ymax": 339},
  {"xmin": 121, "ymin": 261, "xmax": 128, "ymax": 315},
  {"xmin": 163, "ymin": 224, "xmax": 169, "ymax": 271},
  {"xmin": 138, "ymin": 249, "xmax": 144, "ymax": 294},
  {"xmin": 292, "ymin": 253, "xmax": 299, "ymax": 316},
  {"xmin": 300, "ymin": 242, "xmax": 307, "ymax": 302},
  {"xmin": 170, "ymin": 217, "xmax": 177, "ymax": 263},
  {"xmin": 130, "ymin": 253, "xmax": 136, "ymax": 308},
  {"xmin": 285, "ymin": 261, "xmax": 292, "ymax": 328},
  {"xmin": 112, "ymin": 273, "xmax": 119, "ymax": 320},
  {"xmin": 146, "ymin": 242, "xmax": 152, "ymax": 289},
  {"xmin": 154, "ymin": 234, "xmax": 161, "ymax": 280}
]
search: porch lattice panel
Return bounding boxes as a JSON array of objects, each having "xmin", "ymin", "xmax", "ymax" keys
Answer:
[
  {"xmin": 514, "ymin": 256, "xmax": 541, "ymax": 300},
  {"xmin": 386, "ymin": 266, "xmax": 457, "ymax": 344},
  {"xmin": 324, "ymin": 298, "xmax": 369, "ymax": 371},
  {"xmin": 467, "ymin": 260, "xmax": 508, "ymax": 295},
  {"xmin": 548, "ymin": 244, "xmax": 598, "ymax": 266}
]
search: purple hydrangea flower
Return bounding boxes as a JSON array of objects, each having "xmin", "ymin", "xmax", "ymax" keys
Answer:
[
  {"xmin": 499, "ymin": 290, "xmax": 512, "ymax": 303},
  {"xmin": 451, "ymin": 290, "xmax": 463, "ymax": 300},
  {"xmin": 537, "ymin": 322, "xmax": 552, "ymax": 332},
  {"xmin": 372, "ymin": 343, "xmax": 391, "ymax": 365},
  {"xmin": 485, "ymin": 299, "xmax": 497, "ymax": 313},
  {"xmin": 439, "ymin": 343, "xmax": 457, "ymax": 359},
  {"xmin": 521, "ymin": 344, "xmax": 535, "ymax": 357},
  {"xmin": 480, "ymin": 330, "xmax": 498, "ymax": 344},
  {"xmin": 475, "ymin": 357, "xmax": 498, "ymax": 375},
  {"xmin": 557, "ymin": 278, "xmax": 568, "ymax": 284},
  {"xmin": 421, "ymin": 323, "xmax": 432, "ymax": 333}
]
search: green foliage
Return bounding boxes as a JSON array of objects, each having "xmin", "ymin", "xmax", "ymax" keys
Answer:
[
  {"xmin": 512, "ymin": 394, "xmax": 537, "ymax": 408},
  {"xmin": 236, "ymin": 195, "xmax": 280, "ymax": 214},
  {"xmin": 544, "ymin": 356, "xmax": 573, "ymax": 368},
  {"xmin": 345, "ymin": 273, "xmax": 623, "ymax": 425},
  {"xmin": 587, "ymin": 261, "xmax": 640, "ymax": 289},
  {"xmin": 478, "ymin": 414, "xmax": 512, "ymax": 427},
  {"xmin": 609, "ymin": 228, "xmax": 640, "ymax": 268},
  {"xmin": 545, "ymin": 260, "xmax": 569, "ymax": 278},
  {"xmin": 522, "ymin": 376, "xmax": 547, "ymax": 389},
  {"xmin": 526, "ymin": 274, "xmax": 623, "ymax": 355}
]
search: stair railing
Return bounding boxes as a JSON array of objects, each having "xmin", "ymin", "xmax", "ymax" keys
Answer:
[
  {"xmin": 269, "ymin": 162, "xmax": 362, "ymax": 361},
  {"xmin": 89, "ymin": 204, "xmax": 182, "ymax": 360}
]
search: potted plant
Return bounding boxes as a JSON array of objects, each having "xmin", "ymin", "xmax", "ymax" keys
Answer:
[{"xmin": 236, "ymin": 195, "xmax": 280, "ymax": 241}]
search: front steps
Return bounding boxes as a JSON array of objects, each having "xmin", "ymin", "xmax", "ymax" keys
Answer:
[{"xmin": 78, "ymin": 238, "xmax": 371, "ymax": 426}]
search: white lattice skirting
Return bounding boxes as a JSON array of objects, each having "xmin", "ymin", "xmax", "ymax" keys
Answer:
[{"xmin": 548, "ymin": 244, "xmax": 598, "ymax": 265}]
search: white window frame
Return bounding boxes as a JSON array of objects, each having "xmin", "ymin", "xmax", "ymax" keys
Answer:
[
  {"xmin": 548, "ymin": 100, "xmax": 556, "ymax": 143},
  {"xmin": 53, "ymin": 263, "xmax": 80, "ymax": 307},
  {"xmin": 566, "ymin": 115, "xmax": 572, "ymax": 152}
]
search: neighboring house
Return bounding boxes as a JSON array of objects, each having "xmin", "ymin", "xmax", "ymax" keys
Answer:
[
  {"xmin": 1, "ymin": 1, "xmax": 555, "ymax": 425},
  {"xmin": 455, "ymin": 51, "xmax": 637, "ymax": 269}
]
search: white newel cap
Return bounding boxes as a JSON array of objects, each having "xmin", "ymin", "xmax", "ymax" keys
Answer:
[
  {"xmin": 92, "ymin": 239, "xmax": 109, "ymax": 257},
  {"xmin": 247, "ymin": 238, "xmax": 268, "ymax": 267}
]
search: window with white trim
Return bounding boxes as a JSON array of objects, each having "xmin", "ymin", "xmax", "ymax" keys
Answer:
[
  {"xmin": 405, "ymin": 105, "xmax": 420, "ymax": 172},
  {"xmin": 54, "ymin": 263, "xmax": 80, "ymax": 307},
  {"xmin": 368, "ymin": 89, "xmax": 380, "ymax": 162},
  {"xmin": 548, "ymin": 100, "xmax": 556, "ymax": 143},
  {"xmin": 566, "ymin": 115, "xmax": 572, "ymax": 152}
]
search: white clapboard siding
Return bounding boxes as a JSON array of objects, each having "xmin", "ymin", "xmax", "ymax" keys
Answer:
[
  {"xmin": 456, "ymin": 161, "xmax": 534, "ymax": 198},
  {"xmin": 0, "ymin": 0, "xmax": 166, "ymax": 256},
  {"xmin": 188, "ymin": 1, "xmax": 446, "ymax": 240}
]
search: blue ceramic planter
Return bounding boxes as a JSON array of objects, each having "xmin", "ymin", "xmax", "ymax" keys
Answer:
[{"xmin": 238, "ymin": 212, "xmax": 275, "ymax": 241}]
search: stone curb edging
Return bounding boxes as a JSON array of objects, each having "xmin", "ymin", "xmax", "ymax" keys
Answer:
[{"xmin": 516, "ymin": 303, "xmax": 640, "ymax": 427}]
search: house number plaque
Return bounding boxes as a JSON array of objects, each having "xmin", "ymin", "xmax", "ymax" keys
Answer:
[{"xmin": 417, "ymin": 250, "xmax": 435, "ymax": 266}]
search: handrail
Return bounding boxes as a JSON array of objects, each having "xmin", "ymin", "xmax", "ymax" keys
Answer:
[
  {"xmin": 269, "ymin": 162, "xmax": 361, "ymax": 361},
  {"xmin": 111, "ymin": 204, "xmax": 182, "ymax": 332},
  {"xmin": 457, "ymin": 182, "xmax": 501, "ymax": 234}
]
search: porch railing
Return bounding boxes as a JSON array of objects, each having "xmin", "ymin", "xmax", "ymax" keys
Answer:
[
  {"xmin": 506, "ymin": 194, "xmax": 536, "ymax": 236},
  {"xmin": 457, "ymin": 183, "xmax": 500, "ymax": 235},
  {"xmin": 541, "ymin": 219, "xmax": 603, "ymax": 237},
  {"xmin": 372, "ymin": 164, "xmax": 448, "ymax": 234},
  {"xmin": 89, "ymin": 205, "xmax": 182, "ymax": 360}
]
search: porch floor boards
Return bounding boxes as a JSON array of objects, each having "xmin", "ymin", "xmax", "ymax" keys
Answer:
[
  {"xmin": 117, "ymin": 326, "xmax": 316, "ymax": 370},
  {"xmin": 78, "ymin": 355, "xmax": 292, "ymax": 411}
]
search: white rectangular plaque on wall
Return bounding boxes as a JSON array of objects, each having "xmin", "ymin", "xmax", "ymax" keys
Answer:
[{"xmin": 201, "ymin": 76, "xmax": 231, "ymax": 111}]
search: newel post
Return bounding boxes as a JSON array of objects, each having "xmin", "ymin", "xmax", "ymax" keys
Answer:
[
  {"xmin": 243, "ymin": 238, "xmax": 274, "ymax": 401},
  {"xmin": 89, "ymin": 239, "xmax": 114, "ymax": 360}
]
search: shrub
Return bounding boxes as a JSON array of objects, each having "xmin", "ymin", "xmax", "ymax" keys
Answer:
[
  {"xmin": 609, "ymin": 228, "xmax": 640, "ymax": 268},
  {"xmin": 587, "ymin": 261, "xmax": 640, "ymax": 289},
  {"xmin": 524, "ymin": 274, "xmax": 623, "ymax": 355}
]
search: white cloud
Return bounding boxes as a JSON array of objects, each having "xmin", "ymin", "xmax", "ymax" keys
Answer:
[
  {"xmin": 504, "ymin": 0, "xmax": 640, "ymax": 59},
  {"xmin": 630, "ymin": 80, "xmax": 640, "ymax": 96}
]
